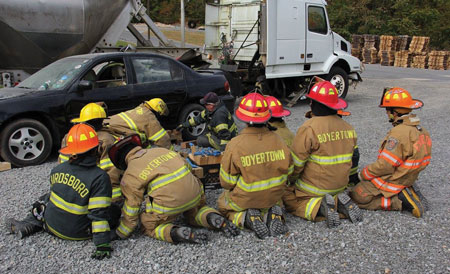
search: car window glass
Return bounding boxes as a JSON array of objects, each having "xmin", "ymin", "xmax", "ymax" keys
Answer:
[
  {"xmin": 92, "ymin": 61, "xmax": 127, "ymax": 88},
  {"xmin": 308, "ymin": 6, "xmax": 328, "ymax": 35},
  {"xmin": 17, "ymin": 58, "xmax": 91, "ymax": 90},
  {"xmin": 132, "ymin": 58, "xmax": 183, "ymax": 83}
]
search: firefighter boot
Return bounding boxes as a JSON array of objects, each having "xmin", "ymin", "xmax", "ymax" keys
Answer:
[
  {"xmin": 337, "ymin": 192, "xmax": 363, "ymax": 223},
  {"xmin": 319, "ymin": 194, "xmax": 340, "ymax": 228},
  {"xmin": 398, "ymin": 188, "xmax": 424, "ymax": 218},
  {"xmin": 170, "ymin": 226, "xmax": 209, "ymax": 244},
  {"xmin": 244, "ymin": 208, "xmax": 269, "ymax": 239},
  {"xmin": 266, "ymin": 205, "xmax": 288, "ymax": 237},
  {"xmin": 408, "ymin": 185, "xmax": 429, "ymax": 212},
  {"xmin": 5, "ymin": 218, "xmax": 42, "ymax": 239},
  {"xmin": 206, "ymin": 213, "xmax": 240, "ymax": 237}
]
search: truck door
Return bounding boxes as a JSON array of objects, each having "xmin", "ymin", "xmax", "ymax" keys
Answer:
[
  {"xmin": 265, "ymin": 0, "xmax": 306, "ymax": 78},
  {"xmin": 305, "ymin": 3, "xmax": 333, "ymax": 71}
]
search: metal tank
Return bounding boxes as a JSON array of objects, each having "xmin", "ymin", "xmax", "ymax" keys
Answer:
[{"xmin": 0, "ymin": 0, "xmax": 129, "ymax": 74}]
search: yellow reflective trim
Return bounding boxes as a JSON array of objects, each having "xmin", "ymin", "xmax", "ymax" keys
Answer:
[
  {"xmin": 291, "ymin": 152, "xmax": 306, "ymax": 167},
  {"xmin": 112, "ymin": 187, "xmax": 122, "ymax": 199},
  {"xmin": 148, "ymin": 193, "xmax": 201, "ymax": 215},
  {"xmin": 350, "ymin": 166, "xmax": 358, "ymax": 175},
  {"xmin": 155, "ymin": 223, "xmax": 171, "ymax": 241},
  {"xmin": 118, "ymin": 113, "xmax": 146, "ymax": 141},
  {"xmin": 99, "ymin": 158, "xmax": 114, "ymax": 169},
  {"xmin": 296, "ymin": 179, "xmax": 346, "ymax": 196},
  {"xmin": 309, "ymin": 153, "xmax": 353, "ymax": 165},
  {"xmin": 123, "ymin": 201, "xmax": 140, "ymax": 216},
  {"xmin": 92, "ymin": 220, "xmax": 110, "ymax": 233},
  {"xmin": 59, "ymin": 154, "xmax": 69, "ymax": 163},
  {"xmin": 117, "ymin": 221, "xmax": 133, "ymax": 236},
  {"xmin": 288, "ymin": 164, "xmax": 294, "ymax": 175},
  {"xmin": 225, "ymin": 192, "xmax": 244, "ymax": 211},
  {"xmin": 215, "ymin": 123, "xmax": 228, "ymax": 132},
  {"xmin": 305, "ymin": 197, "xmax": 322, "ymax": 220},
  {"xmin": 88, "ymin": 196, "xmax": 111, "ymax": 210},
  {"xmin": 237, "ymin": 174, "xmax": 287, "ymax": 192},
  {"xmin": 46, "ymin": 222, "xmax": 90, "ymax": 241},
  {"xmin": 233, "ymin": 212, "xmax": 245, "ymax": 229},
  {"xmin": 220, "ymin": 167, "xmax": 238, "ymax": 185},
  {"xmin": 195, "ymin": 206, "xmax": 213, "ymax": 226},
  {"xmin": 148, "ymin": 128, "xmax": 167, "ymax": 142},
  {"xmin": 50, "ymin": 192, "xmax": 88, "ymax": 215},
  {"xmin": 148, "ymin": 165, "xmax": 190, "ymax": 194}
]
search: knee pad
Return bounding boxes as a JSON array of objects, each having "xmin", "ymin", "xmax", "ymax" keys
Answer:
[{"xmin": 350, "ymin": 184, "xmax": 373, "ymax": 205}]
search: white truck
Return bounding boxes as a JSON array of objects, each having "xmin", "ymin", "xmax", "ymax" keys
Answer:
[{"xmin": 204, "ymin": 0, "xmax": 363, "ymax": 103}]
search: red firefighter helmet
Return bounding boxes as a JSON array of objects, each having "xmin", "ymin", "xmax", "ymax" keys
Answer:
[
  {"xmin": 307, "ymin": 81, "xmax": 347, "ymax": 110},
  {"xmin": 265, "ymin": 96, "xmax": 291, "ymax": 118},
  {"xmin": 59, "ymin": 124, "xmax": 99, "ymax": 155},
  {"xmin": 379, "ymin": 87, "xmax": 423, "ymax": 109},
  {"xmin": 235, "ymin": 92, "xmax": 271, "ymax": 123}
]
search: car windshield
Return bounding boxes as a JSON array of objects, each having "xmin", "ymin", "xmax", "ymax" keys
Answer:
[{"xmin": 17, "ymin": 58, "xmax": 92, "ymax": 90}]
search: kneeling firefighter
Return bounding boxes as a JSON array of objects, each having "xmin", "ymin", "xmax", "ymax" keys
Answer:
[
  {"xmin": 350, "ymin": 87, "xmax": 431, "ymax": 218},
  {"xmin": 217, "ymin": 92, "xmax": 293, "ymax": 239},
  {"xmin": 177, "ymin": 92, "xmax": 237, "ymax": 151},
  {"xmin": 108, "ymin": 135, "xmax": 239, "ymax": 244},
  {"xmin": 6, "ymin": 124, "xmax": 119, "ymax": 260}
]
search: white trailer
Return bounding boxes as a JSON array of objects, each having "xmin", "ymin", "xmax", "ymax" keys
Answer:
[{"xmin": 205, "ymin": 0, "xmax": 362, "ymax": 103}]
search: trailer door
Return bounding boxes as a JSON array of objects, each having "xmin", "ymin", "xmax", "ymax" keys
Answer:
[
  {"xmin": 266, "ymin": 0, "xmax": 306, "ymax": 78},
  {"xmin": 305, "ymin": 4, "xmax": 333, "ymax": 71}
]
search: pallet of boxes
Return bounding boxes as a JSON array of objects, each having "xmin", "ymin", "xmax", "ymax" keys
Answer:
[{"xmin": 179, "ymin": 141, "xmax": 223, "ymax": 190}]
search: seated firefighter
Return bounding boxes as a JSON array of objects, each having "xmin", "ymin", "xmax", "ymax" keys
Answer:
[
  {"xmin": 104, "ymin": 98, "xmax": 172, "ymax": 150},
  {"xmin": 59, "ymin": 103, "xmax": 123, "ymax": 203},
  {"xmin": 6, "ymin": 124, "xmax": 119, "ymax": 260},
  {"xmin": 177, "ymin": 92, "xmax": 237, "ymax": 151},
  {"xmin": 350, "ymin": 87, "xmax": 431, "ymax": 218},
  {"xmin": 108, "ymin": 135, "xmax": 239, "ymax": 244},
  {"xmin": 217, "ymin": 92, "xmax": 293, "ymax": 239},
  {"xmin": 282, "ymin": 81, "xmax": 362, "ymax": 228}
]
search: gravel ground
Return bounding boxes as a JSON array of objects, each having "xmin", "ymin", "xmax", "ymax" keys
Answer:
[{"xmin": 1, "ymin": 65, "xmax": 449, "ymax": 273}]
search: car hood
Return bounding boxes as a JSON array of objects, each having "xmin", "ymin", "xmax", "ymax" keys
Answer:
[{"xmin": 0, "ymin": 87, "xmax": 40, "ymax": 100}]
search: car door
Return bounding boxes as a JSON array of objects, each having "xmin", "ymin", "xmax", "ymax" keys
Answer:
[
  {"xmin": 129, "ymin": 55, "xmax": 187, "ymax": 127},
  {"xmin": 65, "ymin": 57, "xmax": 134, "ymax": 122}
]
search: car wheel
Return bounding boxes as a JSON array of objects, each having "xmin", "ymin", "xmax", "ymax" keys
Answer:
[
  {"xmin": 0, "ymin": 118, "xmax": 53, "ymax": 167},
  {"xmin": 325, "ymin": 66, "xmax": 349, "ymax": 98},
  {"xmin": 179, "ymin": 103, "xmax": 205, "ymax": 140}
]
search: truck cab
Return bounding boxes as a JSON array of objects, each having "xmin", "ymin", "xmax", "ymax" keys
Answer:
[{"xmin": 205, "ymin": 0, "xmax": 362, "ymax": 99}]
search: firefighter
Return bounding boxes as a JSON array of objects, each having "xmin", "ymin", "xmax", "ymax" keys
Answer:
[
  {"xmin": 6, "ymin": 124, "xmax": 116, "ymax": 260},
  {"xmin": 217, "ymin": 92, "xmax": 293, "ymax": 239},
  {"xmin": 59, "ymin": 103, "xmax": 123, "ymax": 202},
  {"xmin": 265, "ymin": 96, "xmax": 295, "ymax": 150},
  {"xmin": 108, "ymin": 135, "xmax": 239, "ymax": 244},
  {"xmin": 282, "ymin": 81, "xmax": 362, "ymax": 228},
  {"xmin": 104, "ymin": 98, "xmax": 172, "ymax": 150},
  {"xmin": 350, "ymin": 87, "xmax": 431, "ymax": 218},
  {"xmin": 176, "ymin": 92, "xmax": 237, "ymax": 151}
]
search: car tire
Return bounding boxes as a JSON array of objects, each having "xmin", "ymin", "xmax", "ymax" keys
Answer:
[
  {"xmin": 325, "ymin": 66, "xmax": 349, "ymax": 98},
  {"xmin": 0, "ymin": 119, "xmax": 53, "ymax": 167},
  {"xmin": 179, "ymin": 103, "xmax": 205, "ymax": 140}
]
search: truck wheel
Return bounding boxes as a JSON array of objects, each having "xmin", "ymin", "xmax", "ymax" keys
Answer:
[
  {"xmin": 0, "ymin": 119, "xmax": 53, "ymax": 167},
  {"xmin": 188, "ymin": 21, "xmax": 197, "ymax": 29},
  {"xmin": 179, "ymin": 104, "xmax": 206, "ymax": 140},
  {"xmin": 326, "ymin": 67, "xmax": 348, "ymax": 98}
]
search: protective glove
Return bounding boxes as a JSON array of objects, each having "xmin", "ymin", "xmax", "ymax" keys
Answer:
[{"xmin": 91, "ymin": 243, "xmax": 113, "ymax": 260}]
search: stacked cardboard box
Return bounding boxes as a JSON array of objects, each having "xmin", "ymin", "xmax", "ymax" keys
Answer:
[
  {"xmin": 427, "ymin": 51, "xmax": 449, "ymax": 70},
  {"xmin": 394, "ymin": 50, "xmax": 412, "ymax": 68},
  {"xmin": 411, "ymin": 53, "xmax": 428, "ymax": 69},
  {"xmin": 408, "ymin": 36, "xmax": 430, "ymax": 54}
]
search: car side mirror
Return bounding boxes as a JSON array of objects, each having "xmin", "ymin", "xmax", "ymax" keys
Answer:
[{"xmin": 78, "ymin": 80, "xmax": 93, "ymax": 92}]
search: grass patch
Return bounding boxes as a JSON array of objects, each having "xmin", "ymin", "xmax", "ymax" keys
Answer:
[
  {"xmin": 161, "ymin": 29, "xmax": 205, "ymax": 46},
  {"xmin": 115, "ymin": 40, "xmax": 137, "ymax": 47}
]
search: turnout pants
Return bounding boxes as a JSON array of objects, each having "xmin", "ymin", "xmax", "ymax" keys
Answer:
[
  {"xmin": 140, "ymin": 194, "xmax": 219, "ymax": 243},
  {"xmin": 197, "ymin": 133, "xmax": 226, "ymax": 151},
  {"xmin": 350, "ymin": 180, "xmax": 402, "ymax": 211},
  {"xmin": 282, "ymin": 186, "xmax": 325, "ymax": 221}
]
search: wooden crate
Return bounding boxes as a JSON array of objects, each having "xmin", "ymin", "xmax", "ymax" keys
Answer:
[
  {"xmin": 408, "ymin": 36, "xmax": 430, "ymax": 54},
  {"xmin": 188, "ymin": 153, "xmax": 223, "ymax": 166},
  {"xmin": 428, "ymin": 51, "xmax": 449, "ymax": 70},
  {"xmin": 362, "ymin": 47, "xmax": 378, "ymax": 64},
  {"xmin": 394, "ymin": 50, "xmax": 412, "ymax": 68},
  {"xmin": 396, "ymin": 35, "xmax": 411, "ymax": 51},
  {"xmin": 411, "ymin": 53, "xmax": 428, "ymax": 69},
  {"xmin": 380, "ymin": 50, "xmax": 396, "ymax": 66}
]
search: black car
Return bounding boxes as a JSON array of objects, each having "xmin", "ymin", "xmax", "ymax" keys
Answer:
[{"xmin": 0, "ymin": 52, "xmax": 235, "ymax": 167}]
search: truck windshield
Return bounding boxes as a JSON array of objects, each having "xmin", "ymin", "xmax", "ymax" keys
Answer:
[{"xmin": 17, "ymin": 58, "xmax": 92, "ymax": 90}]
